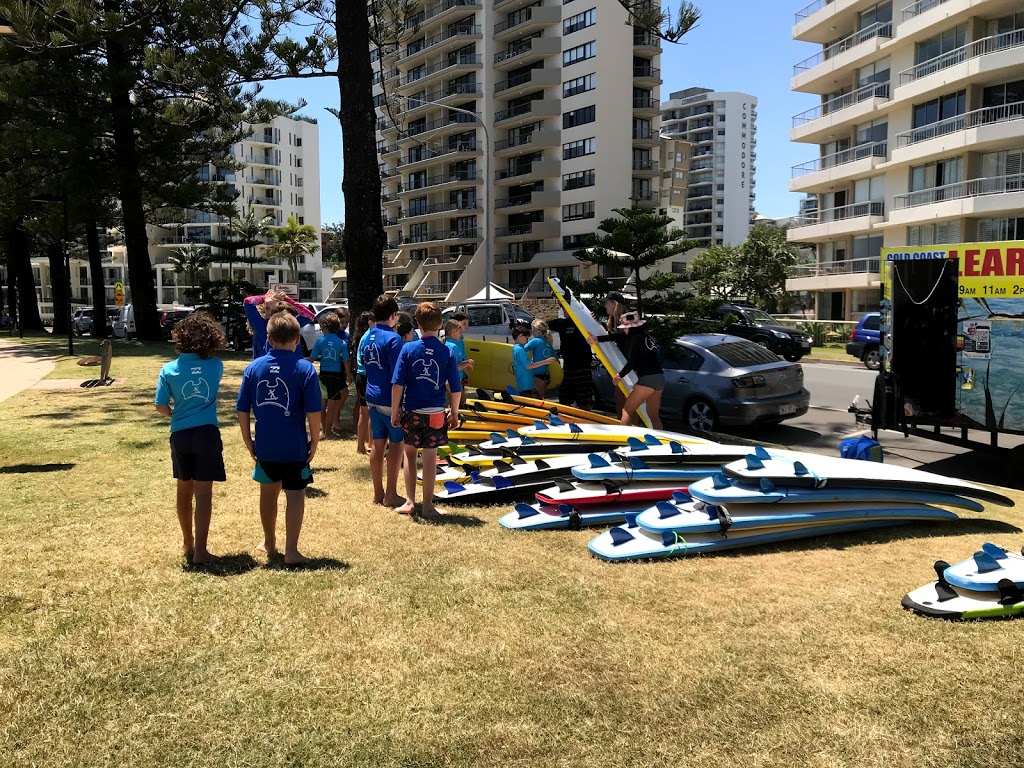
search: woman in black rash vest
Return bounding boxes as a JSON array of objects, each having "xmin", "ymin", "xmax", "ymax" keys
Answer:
[{"xmin": 588, "ymin": 311, "xmax": 664, "ymax": 429}]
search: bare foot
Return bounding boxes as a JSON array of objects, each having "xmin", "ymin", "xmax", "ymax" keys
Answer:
[
  {"xmin": 256, "ymin": 540, "xmax": 277, "ymax": 555},
  {"xmin": 420, "ymin": 504, "xmax": 439, "ymax": 518},
  {"xmin": 191, "ymin": 550, "xmax": 218, "ymax": 565},
  {"xmin": 284, "ymin": 551, "xmax": 310, "ymax": 566},
  {"xmin": 383, "ymin": 495, "xmax": 406, "ymax": 508},
  {"xmin": 395, "ymin": 501, "xmax": 416, "ymax": 515},
  {"xmin": 357, "ymin": 447, "xmax": 368, "ymax": 455}
]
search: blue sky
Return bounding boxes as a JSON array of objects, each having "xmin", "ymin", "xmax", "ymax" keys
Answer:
[{"xmin": 259, "ymin": 0, "xmax": 815, "ymax": 225}]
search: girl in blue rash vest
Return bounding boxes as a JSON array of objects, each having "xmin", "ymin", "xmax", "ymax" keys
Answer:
[
  {"xmin": 512, "ymin": 325, "xmax": 556, "ymax": 398},
  {"xmin": 242, "ymin": 290, "xmax": 315, "ymax": 359},
  {"xmin": 524, "ymin": 319, "xmax": 557, "ymax": 397},
  {"xmin": 351, "ymin": 311, "xmax": 373, "ymax": 454}
]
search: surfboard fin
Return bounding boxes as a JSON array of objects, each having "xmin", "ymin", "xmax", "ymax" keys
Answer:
[
  {"xmin": 655, "ymin": 501, "xmax": 679, "ymax": 520},
  {"xmin": 565, "ymin": 506, "xmax": 583, "ymax": 531},
  {"xmin": 672, "ymin": 490, "xmax": 691, "ymax": 503},
  {"xmin": 510, "ymin": 455, "xmax": 527, "ymax": 466},
  {"xmin": 609, "ymin": 527, "xmax": 635, "ymax": 547},
  {"xmin": 493, "ymin": 460, "xmax": 513, "ymax": 474},
  {"xmin": 588, "ymin": 453, "xmax": 611, "ymax": 468},
  {"xmin": 515, "ymin": 503, "xmax": 539, "ymax": 519},
  {"xmin": 549, "ymin": 414, "xmax": 565, "ymax": 427},
  {"xmin": 793, "ymin": 461, "xmax": 809, "ymax": 476},
  {"xmin": 643, "ymin": 434, "xmax": 660, "ymax": 446},
  {"xmin": 476, "ymin": 389, "xmax": 492, "ymax": 400},
  {"xmin": 670, "ymin": 441, "xmax": 685, "ymax": 454},
  {"xmin": 759, "ymin": 478, "xmax": 777, "ymax": 493},
  {"xmin": 493, "ymin": 476, "xmax": 514, "ymax": 490},
  {"xmin": 532, "ymin": 420, "xmax": 548, "ymax": 430},
  {"xmin": 489, "ymin": 432, "xmax": 506, "ymax": 444},
  {"xmin": 745, "ymin": 455, "xmax": 765, "ymax": 470},
  {"xmin": 507, "ymin": 386, "xmax": 520, "ymax": 396},
  {"xmin": 982, "ymin": 542, "xmax": 1008, "ymax": 560},
  {"xmin": 754, "ymin": 446, "xmax": 772, "ymax": 460},
  {"xmin": 505, "ymin": 429, "xmax": 518, "ymax": 438},
  {"xmin": 569, "ymin": 423, "xmax": 583, "ymax": 434},
  {"xmin": 626, "ymin": 437, "xmax": 647, "ymax": 451},
  {"xmin": 601, "ymin": 480, "xmax": 623, "ymax": 495},
  {"xmin": 443, "ymin": 482, "xmax": 466, "ymax": 494},
  {"xmin": 553, "ymin": 479, "xmax": 575, "ymax": 493},
  {"xmin": 623, "ymin": 512, "xmax": 640, "ymax": 528},
  {"xmin": 556, "ymin": 503, "xmax": 573, "ymax": 517},
  {"xmin": 712, "ymin": 472, "xmax": 730, "ymax": 490},
  {"xmin": 535, "ymin": 459, "xmax": 550, "ymax": 469},
  {"xmin": 522, "ymin": 436, "xmax": 537, "ymax": 445},
  {"xmin": 628, "ymin": 457, "xmax": 649, "ymax": 470},
  {"xmin": 997, "ymin": 578, "xmax": 1024, "ymax": 606},
  {"xmin": 973, "ymin": 551, "xmax": 1002, "ymax": 573}
]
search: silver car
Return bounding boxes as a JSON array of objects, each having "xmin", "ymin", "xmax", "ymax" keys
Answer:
[{"xmin": 593, "ymin": 334, "xmax": 810, "ymax": 432}]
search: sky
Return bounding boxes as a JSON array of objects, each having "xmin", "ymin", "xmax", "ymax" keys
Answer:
[{"xmin": 258, "ymin": 0, "xmax": 815, "ymax": 225}]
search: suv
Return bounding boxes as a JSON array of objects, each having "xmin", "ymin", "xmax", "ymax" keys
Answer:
[
  {"xmin": 711, "ymin": 304, "xmax": 811, "ymax": 362},
  {"xmin": 441, "ymin": 301, "xmax": 534, "ymax": 342},
  {"xmin": 846, "ymin": 312, "xmax": 881, "ymax": 370},
  {"xmin": 72, "ymin": 309, "xmax": 94, "ymax": 336}
]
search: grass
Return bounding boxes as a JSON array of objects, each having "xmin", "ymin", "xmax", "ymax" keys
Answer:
[{"xmin": 2, "ymin": 335, "xmax": 1024, "ymax": 766}]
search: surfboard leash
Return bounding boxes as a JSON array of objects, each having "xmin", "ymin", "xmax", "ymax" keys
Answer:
[{"xmin": 666, "ymin": 531, "xmax": 689, "ymax": 558}]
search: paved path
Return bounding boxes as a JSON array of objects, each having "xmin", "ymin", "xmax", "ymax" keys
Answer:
[{"xmin": 0, "ymin": 340, "xmax": 56, "ymax": 404}]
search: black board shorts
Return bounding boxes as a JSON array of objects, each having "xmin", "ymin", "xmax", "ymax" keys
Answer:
[
  {"xmin": 254, "ymin": 460, "xmax": 313, "ymax": 490},
  {"xmin": 355, "ymin": 372, "xmax": 368, "ymax": 407},
  {"xmin": 170, "ymin": 424, "xmax": 226, "ymax": 482},
  {"xmin": 321, "ymin": 371, "xmax": 345, "ymax": 401}
]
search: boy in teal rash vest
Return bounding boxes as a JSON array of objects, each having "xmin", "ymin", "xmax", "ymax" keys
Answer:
[{"xmin": 512, "ymin": 324, "xmax": 556, "ymax": 398}]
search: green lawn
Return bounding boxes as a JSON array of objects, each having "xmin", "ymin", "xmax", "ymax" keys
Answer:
[{"xmin": 1, "ymin": 336, "xmax": 1023, "ymax": 766}]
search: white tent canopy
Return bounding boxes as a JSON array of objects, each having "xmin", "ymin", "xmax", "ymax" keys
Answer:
[{"xmin": 464, "ymin": 283, "xmax": 515, "ymax": 301}]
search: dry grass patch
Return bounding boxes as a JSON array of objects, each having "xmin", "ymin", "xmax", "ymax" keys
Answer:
[{"xmin": 1, "ymin": 338, "xmax": 1024, "ymax": 766}]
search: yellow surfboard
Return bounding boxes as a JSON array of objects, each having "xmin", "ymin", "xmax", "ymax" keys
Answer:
[
  {"xmin": 493, "ymin": 391, "xmax": 621, "ymax": 425},
  {"xmin": 462, "ymin": 339, "xmax": 563, "ymax": 393}
]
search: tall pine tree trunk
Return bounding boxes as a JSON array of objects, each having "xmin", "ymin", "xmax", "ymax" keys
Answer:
[
  {"xmin": 105, "ymin": 28, "xmax": 160, "ymax": 341},
  {"xmin": 336, "ymin": 2, "xmax": 385, "ymax": 330},
  {"xmin": 86, "ymin": 215, "xmax": 108, "ymax": 338},
  {"xmin": 10, "ymin": 223, "xmax": 43, "ymax": 331},
  {"xmin": 46, "ymin": 241, "xmax": 69, "ymax": 335}
]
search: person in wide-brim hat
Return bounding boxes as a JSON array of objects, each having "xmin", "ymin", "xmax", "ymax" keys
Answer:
[
  {"xmin": 617, "ymin": 311, "xmax": 645, "ymax": 329},
  {"xmin": 586, "ymin": 310, "xmax": 664, "ymax": 429}
]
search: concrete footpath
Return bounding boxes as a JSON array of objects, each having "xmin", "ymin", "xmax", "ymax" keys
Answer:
[{"xmin": 0, "ymin": 340, "xmax": 56, "ymax": 404}]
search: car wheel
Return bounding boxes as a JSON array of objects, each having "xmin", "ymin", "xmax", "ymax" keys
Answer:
[
  {"xmin": 863, "ymin": 347, "xmax": 880, "ymax": 370},
  {"xmin": 752, "ymin": 335, "xmax": 773, "ymax": 352},
  {"xmin": 685, "ymin": 398, "xmax": 718, "ymax": 433},
  {"xmin": 783, "ymin": 353, "xmax": 802, "ymax": 363}
]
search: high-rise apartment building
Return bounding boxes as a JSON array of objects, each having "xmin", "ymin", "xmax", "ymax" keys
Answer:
[
  {"xmin": 660, "ymin": 88, "xmax": 758, "ymax": 248},
  {"xmin": 785, "ymin": 0, "xmax": 1024, "ymax": 321},
  {"xmin": 371, "ymin": 0, "xmax": 664, "ymax": 300}
]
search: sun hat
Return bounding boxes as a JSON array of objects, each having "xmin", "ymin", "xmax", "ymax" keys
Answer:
[
  {"xmin": 617, "ymin": 311, "xmax": 645, "ymax": 329},
  {"xmin": 604, "ymin": 290, "xmax": 626, "ymax": 305}
]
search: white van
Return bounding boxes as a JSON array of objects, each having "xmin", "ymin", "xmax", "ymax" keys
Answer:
[{"xmin": 112, "ymin": 304, "xmax": 136, "ymax": 339}]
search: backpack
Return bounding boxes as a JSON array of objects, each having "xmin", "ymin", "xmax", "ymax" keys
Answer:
[{"xmin": 839, "ymin": 435, "xmax": 883, "ymax": 463}]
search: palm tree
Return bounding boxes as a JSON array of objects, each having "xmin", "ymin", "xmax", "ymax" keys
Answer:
[
  {"xmin": 167, "ymin": 244, "xmax": 212, "ymax": 303},
  {"xmin": 268, "ymin": 214, "xmax": 319, "ymax": 282},
  {"xmin": 229, "ymin": 204, "xmax": 275, "ymax": 283}
]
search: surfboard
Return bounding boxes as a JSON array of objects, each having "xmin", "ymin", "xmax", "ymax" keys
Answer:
[
  {"xmin": 518, "ymin": 421, "xmax": 710, "ymax": 445},
  {"xmin": 448, "ymin": 429, "xmax": 508, "ymax": 443},
  {"xmin": 462, "ymin": 339, "xmax": 564, "ymax": 393},
  {"xmin": 490, "ymin": 390, "xmax": 621, "ymax": 425},
  {"xmin": 902, "ymin": 559, "xmax": 1024, "ymax": 620},
  {"xmin": 474, "ymin": 453, "xmax": 590, "ymax": 482},
  {"xmin": 588, "ymin": 519, "xmax": 902, "ymax": 562},
  {"xmin": 943, "ymin": 543, "xmax": 1024, "ymax": 591},
  {"xmin": 432, "ymin": 473, "xmax": 566, "ymax": 505},
  {"xmin": 418, "ymin": 463, "xmax": 471, "ymax": 486},
  {"xmin": 613, "ymin": 439, "xmax": 756, "ymax": 465},
  {"xmin": 464, "ymin": 398, "xmax": 564, "ymax": 421},
  {"xmin": 547, "ymin": 276, "xmax": 651, "ymax": 427},
  {"xmin": 721, "ymin": 447, "xmax": 1014, "ymax": 507},
  {"xmin": 570, "ymin": 454, "xmax": 720, "ymax": 483},
  {"xmin": 476, "ymin": 431, "xmax": 618, "ymax": 455},
  {"xmin": 633, "ymin": 497, "xmax": 959, "ymax": 536},
  {"xmin": 535, "ymin": 479, "xmax": 690, "ymax": 507},
  {"xmin": 686, "ymin": 473, "xmax": 986, "ymax": 513},
  {"xmin": 498, "ymin": 501, "xmax": 652, "ymax": 531},
  {"xmin": 459, "ymin": 409, "xmax": 538, "ymax": 426}
]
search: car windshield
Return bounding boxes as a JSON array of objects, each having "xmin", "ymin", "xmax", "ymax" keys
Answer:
[
  {"xmin": 745, "ymin": 309, "xmax": 777, "ymax": 324},
  {"xmin": 514, "ymin": 309, "xmax": 534, "ymax": 323},
  {"xmin": 707, "ymin": 340, "xmax": 782, "ymax": 368}
]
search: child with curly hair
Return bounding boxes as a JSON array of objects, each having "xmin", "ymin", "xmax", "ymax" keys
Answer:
[{"xmin": 154, "ymin": 312, "xmax": 228, "ymax": 565}]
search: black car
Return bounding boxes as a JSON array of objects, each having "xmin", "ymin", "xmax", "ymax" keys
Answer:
[
  {"xmin": 160, "ymin": 308, "xmax": 194, "ymax": 341},
  {"xmin": 712, "ymin": 304, "xmax": 811, "ymax": 362}
]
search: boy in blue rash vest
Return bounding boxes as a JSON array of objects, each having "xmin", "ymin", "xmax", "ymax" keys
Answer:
[
  {"xmin": 154, "ymin": 312, "xmax": 228, "ymax": 565},
  {"xmin": 242, "ymin": 290, "xmax": 315, "ymax": 359},
  {"xmin": 362, "ymin": 294, "xmax": 406, "ymax": 507},
  {"xmin": 309, "ymin": 311, "xmax": 350, "ymax": 438},
  {"xmin": 512, "ymin": 324, "xmax": 556, "ymax": 398},
  {"xmin": 352, "ymin": 310, "xmax": 373, "ymax": 454},
  {"xmin": 237, "ymin": 312, "xmax": 322, "ymax": 566},
  {"xmin": 444, "ymin": 318, "xmax": 474, "ymax": 385},
  {"xmin": 392, "ymin": 302, "xmax": 462, "ymax": 517}
]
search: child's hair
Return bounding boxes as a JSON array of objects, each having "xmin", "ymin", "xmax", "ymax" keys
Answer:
[
  {"xmin": 396, "ymin": 310, "xmax": 412, "ymax": 327},
  {"xmin": 372, "ymin": 294, "xmax": 399, "ymax": 322},
  {"xmin": 320, "ymin": 311, "xmax": 342, "ymax": 335},
  {"xmin": 352, "ymin": 310, "xmax": 372, "ymax": 358},
  {"xmin": 452, "ymin": 311, "xmax": 469, "ymax": 324},
  {"xmin": 173, "ymin": 312, "xmax": 227, "ymax": 358},
  {"xmin": 531, "ymin": 319, "xmax": 553, "ymax": 347},
  {"xmin": 606, "ymin": 301, "xmax": 624, "ymax": 333},
  {"xmin": 267, "ymin": 311, "xmax": 301, "ymax": 345},
  {"xmin": 396, "ymin": 321, "xmax": 414, "ymax": 339},
  {"xmin": 257, "ymin": 290, "xmax": 290, "ymax": 319},
  {"xmin": 443, "ymin": 318, "xmax": 462, "ymax": 338},
  {"xmin": 415, "ymin": 302, "xmax": 442, "ymax": 332},
  {"xmin": 512, "ymin": 323, "xmax": 530, "ymax": 340}
]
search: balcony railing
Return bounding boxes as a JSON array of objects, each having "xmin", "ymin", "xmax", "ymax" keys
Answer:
[
  {"xmin": 632, "ymin": 159, "xmax": 656, "ymax": 171},
  {"xmin": 495, "ymin": 36, "xmax": 539, "ymax": 64},
  {"xmin": 893, "ymin": 173, "xmax": 1024, "ymax": 209},
  {"xmin": 495, "ymin": 100, "xmax": 543, "ymax": 122},
  {"xmin": 794, "ymin": 0, "xmax": 825, "ymax": 23},
  {"xmin": 792, "ymin": 81, "xmax": 890, "ymax": 126},
  {"xmin": 416, "ymin": 283, "xmax": 457, "ymax": 296},
  {"xmin": 899, "ymin": 29, "xmax": 1024, "ymax": 85},
  {"xmin": 787, "ymin": 257, "xmax": 881, "ymax": 278},
  {"xmin": 495, "ymin": 68, "xmax": 549, "ymax": 94},
  {"xmin": 423, "ymin": 253, "xmax": 468, "ymax": 266},
  {"xmin": 248, "ymin": 196, "xmax": 281, "ymax": 206},
  {"xmin": 632, "ymin": 65, "xmax": 660, "ymax": 79},
  {"xmin": 399, "ymin": 24, "xmax": 481, "ymax": 61},
  {"xmin": 791, "ymin": 140, "xmax": 887, "ymax": 177},
  {"xmin": 248, "ymin": 155, "xmax": 280, "ymax": 166},
  {"xmin": 633, "ymin": 31, "xmax": 659, "ymax": 47},
  {"xmin": 405, "ymin": 169, "xmax": 478, "ymax": 190},
  {"xmin": 400, "ymin": 201, "xmax": 480, "ymax": 219},
  {"xmin": 495, "ymin": 161, "xmax": 552, "ymax": 181},
  {"xmin": 632, "ymin": 96, "xmax": 658, "ymax": 109},
  {"xmin": 406, "ymin": 112, "xmax": 478, "ymax": 136},
  {"xmin": 413, "ymin": 0, "xmax": 479, "ymax": 27},
  {"xmin": 398, "ymin": 142, "xmax": 478, "ymax": 168},
  {"xmin": 495, "ymin": 131, "xmax": 547, "ymax": 151},
  {"xmin": 632, "ymin": 128, "xmax": 654, "ymax": 140},
  {"xmin": 895, "ymin": 101, "xmax": 1024, "ymax": 148},
  {"xmin": 495, "ymin": 7, "xmax": 538, "ymax": 35},
  {"xmin": 495, "ymin": 193, "xmax": 545, "ymax": 209},
  {"xmin": 496, "ymin": 222, "xmax": 542, "ymax": 237},
  {"xmin": 401, "ymin": 228, "xmax": 479, "ymax": 245},
  {"xmin": 404, "ymin": 83, "xmax": 483, "ymax": 112},
  {"xmin": 901, "ymin": 0, "xmax": 950, "ymax": 21},
  {"xmin": 790, "ymin": 201, "xmax": 885, "ymax": 227},
  {"xmin": 793, "ymin": 21, "xmax": 893, "ymax": 75},
  {"xmin": 399, "ymin": 54, "xmax": 481, "ymax": 87}
]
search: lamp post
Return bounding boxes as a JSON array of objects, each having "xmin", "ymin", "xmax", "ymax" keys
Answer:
[{"xmin": 390, "ymin": 96, "xmax": 492, "ymax": 300}]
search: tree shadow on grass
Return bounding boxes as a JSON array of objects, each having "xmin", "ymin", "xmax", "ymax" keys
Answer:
[
  {"xmin": 264, "ymin": 553, "xmax": 349, "ymax": 572},
  {"xmin": 183, "ymin": 553, "xmax": 259, "ymax": 577},
  {"xmin": 305, "ymin": 487, "xmax": 328, "ymax": 499},
  {"xmin": 0, "ymin": 463, "xmax": 75, "ymax": 474}
]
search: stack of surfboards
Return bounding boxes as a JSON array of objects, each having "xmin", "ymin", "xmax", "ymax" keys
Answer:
[
  {"xmin": 902, "ymin": 543, "xmax": 1024, "ymax": 621},
  {"xmin": 587, "ymin": 446, "xmax": 1013, "ymax": 562},
  {"xmin": 446, "ymin": 390, "xmax": 621, "ymax": 444}
]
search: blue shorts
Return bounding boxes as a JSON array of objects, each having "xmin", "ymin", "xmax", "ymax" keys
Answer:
[{"xmin": 369, "ymin": 405, "xmax": 404, "ymax": 443}]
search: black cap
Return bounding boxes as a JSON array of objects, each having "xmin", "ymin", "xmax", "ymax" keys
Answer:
[{"xmin": 604, "ymin": 291, "xmax": 625, "ymax": 304}]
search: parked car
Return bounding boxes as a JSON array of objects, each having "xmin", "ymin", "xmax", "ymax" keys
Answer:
[
  {"xmin": 711, "ymin": 304, "xmax": 811, "ymax": 362},
  {"xmin": 112, "ymin": 304, "xmax": 136, "ymax": 339},
  {"xmin": 299, "ymin": 304, "xmax": 349, "ymax": 355},
  {"xmin": 441, "ymin": 301, "xmax": 534, "ymax": 342},
  {"xmin": 846, "ymin": 312, "xmax": 881, "ymax": 370},
  {"xmin": 160, "ymin": 307, "xmax": 194, "ymax": 341},
  {"xmin": 592, "ymin": 334, "xmax": 810, "ymax": 432},
  {"xmin": 72, "ymin": 308, "xmax": 94, "ymax": 336},
  {"xmin": 304, "ymin": 302, "xmax": 333, "ymax": 317}
]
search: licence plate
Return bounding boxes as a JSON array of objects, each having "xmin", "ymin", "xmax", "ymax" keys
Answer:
[
  {"xmin": 779, "ymin": 404, "xmax": 797, "ymax": 415},
  {"xmin": 800, "ymin": 341, "xmax": 811, "ymax": 350}
]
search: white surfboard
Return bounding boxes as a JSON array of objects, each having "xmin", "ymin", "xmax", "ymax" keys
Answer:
[
  {"xmin": 518, "ymin": 421, "xmax": 711, "ymax": 445},
  {"xmin": 943, "ymin": 543, "xmax": 1024, "ymax": 591},
  {"xmin": 613, "ymin": 439, "xmax": 756, "ymax": 465}
]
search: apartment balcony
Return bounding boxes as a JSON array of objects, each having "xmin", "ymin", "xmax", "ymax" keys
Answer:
[
  {"xmin": 246, "ymin": 154, "xmax": 280, "ymax": 167},
  {"xmin": 396, "ymin": 54, "xmax": 482, "ymax": 92},
  {"xmin": 384, "ymin": 254, "xmax": 415, "ymax": 273},
  {"xmin": 632, "ymin": 159, "xmax": 660, "ymax": 177},
  {"xmin": 399, "ymin": 201, "xmax": 481, "ymax": 222},
  {"xmin": 397, "ymin": 141, "xmax": 479, "ymax": 172},
  {"xmin": 400, "ymin": 84, "xmax": 484, "ymax": 119},
  {"xmin": 495, "ymin": 249, "xmax": 558, "ymax": 265},
  {"xmin": 493, "ymin": 5, "xmax": 560, "ymax": 42},
  {"xmin": 371, "ymin": 68, "xmax": 400, "ymax": 88},
  {"xmin": 382, "ymin": 216, "xmax": 400, "ymax": 229},
  {"xmin": 633, "ymin": 30, "xmax": 661, "ymax": 53},
  {"xmin": 792, "ymin": 0, "xmax": 879, "ymax": 44},
  {"xmin": 790, "ymin": 81, "xmax": 890, "ymax": 144},
  {"xmin": 888, "ymin": 173, "xmax": 1024, "ymax": 226},
  {"xmin": 494, "ymin": 158, "xmax": 560, "ymax": 185},
  {"xmin": 412, "ymin": 0, "xmax": 482, "ymax": 30},
  {"xmin": 243, "ymin": 174, "xmax": 277, "ymax": 186},
  {"xmin": 890, "ymin": 101, "xmax": 1024, "ymax": 167},
  {"xmin": 495, "ymin": 220, "xmax": 559, "ymax": 240},
  {"xmin": 631, "ymin": 192, "xmax": 658, "ymax": 209},
  {"xmin": 494, "ymin": 67, "xmax": 560, "ymax": 97},
  {"xmin": 632, "ymin": 96, "xmax": 660, "ymax": 116},
  {"xmin": 632, "ymin": 64, "xmax": 662, "ymax": 86},
  {"xmin": 423, "ymin": 250, "xmax": 474, "ymax": 269},
  {"xmin": 494, "ymin": 129, "xmax": 559, "ymax": 157},
  {"xmin": 248, "ymin": 196, "xmax": 282, "ymax": 207},
  {"xmin": 399, "ymin": 169, "xmax": 480, "ymax": 196},
  {"xmin": 415, "ymin": 281, "xmax": 459, "ymax": 298},
  {"xmin": 380, "ymin": 143, "xmax": 401, "ymax": 158},
  {"xmin": 785, "ymin": 256, "xmax": 881, "ymax": 293},
  {"xmin": 399, "ymin": 228, "xmax": 480, "ymax": 247},
  {"xmin": 494, "ymin": 189, "xmax": 559, "ymax": 211},
  {"xmin": 493, "ymin": 0, "xmax": 536, "ymax": 11},
  {"xmin": 396, "ymin": 113, "xmax": 480, "ymax": 144},
  {"xmin": 246, "ymin": 131, "xmax": 278, "ymax": 145},
  {"xmin": 788, "ymin": 201, "xmax": 885, "ymax": 240},
  {"xmin": 893, "ymin": 29, "xmax": 1024, "ymax": 106},
  {"xmin": 789, "ymin": 141, "xmax": 887, "ymax": 193},
  {"xmin": 398, "ymin": 24, "xmax": 482, "ymax": 65},
  {"xmin": 493, "ymin": 35, "xmax": 561, "ymax": 70},
  {"xmin": 632, "ymin": 128, "xmax": 659, "ymax": 147},
  {"xmin": 494, "ymin": 98, "xmax": 560, "ymax": 127},
  {"xmin": 791, "ymin": 21, "xmax": 893, "ymax": 94}
]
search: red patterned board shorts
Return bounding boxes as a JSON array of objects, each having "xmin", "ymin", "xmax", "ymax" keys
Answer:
[{"xmin": 401, "ymin": 410, "xmax": 449, "ymax": 450}]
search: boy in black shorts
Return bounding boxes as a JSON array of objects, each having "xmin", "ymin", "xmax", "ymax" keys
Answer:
[
  {"xmin": 237, "ymin": 312, "xmax": 322, "ymax": 565},
  {"xmin": 391, "ymin": 302, "xmax": 461, "ymax": 517}
]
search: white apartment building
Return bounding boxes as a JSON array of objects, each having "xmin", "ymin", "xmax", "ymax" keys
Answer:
[
  {"xmin": 33, "ymin": 114, "xmax": 325, "ymax": 319},
  {"xmin": 371, "ymin": 0, "xmax": 664, "ymax": 300},
  {"xmin": 785, "ymin": 0, "xmax": 1024, "ymax": 321},
  {"xmin": 660, "ymin": 88, "xmax": 758, "ymax": 248}
]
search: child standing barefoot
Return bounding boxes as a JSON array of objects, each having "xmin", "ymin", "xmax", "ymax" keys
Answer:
[
  {"xmin": 154, "ymin": 312, "xmax": 228, "ymax": 565},
  {"xmin": 362, "ymin": 295, "xmax": 405, "ymax": 507},
  {"xmin": 237, "ymin": 312, "xmax": 322, "ymax": 566}
]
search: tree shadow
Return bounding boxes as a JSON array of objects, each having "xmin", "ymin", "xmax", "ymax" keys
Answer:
[
  {"xmin": 0, "ymin": 463, "xmax": 75, "ymax": 474},
  {"xmin": 305, "ymin": 486, "xmax": 328, "ymax": 499},
  {"xmin": 182, "ymin": 553, "xmax": 259, "ymax": 576}
]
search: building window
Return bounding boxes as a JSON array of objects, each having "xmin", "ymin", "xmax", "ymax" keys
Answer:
[
  {"xmin": 912, "ymin": 90, "xmax": 966, "ymax": 129},
  {"xmin": 562, "ymin": 169, "xmax": 595, "ymax": 190},
  {"xmin": 563, "ymin": 105, "xmax": 596, "ymax": 129},
  {"xmin": 915, "ymin": 24, "xmax": 966, "ymax": 65},
  {"xmin": 563, "ymin": 41, "xmax": 596, "ymax": 66},
  {"xmin": 563, "ymin": 73, "xmax": 595, "ymax": 98},
  {"xmin": 563, "ymin": 8, "xmax": 595, "ymax": 34},
  {"xmin": 977, "ymin": 217, "xmax": 1024, "ymax": 241},
  {"xmin": 908, "ymin": 221, "xmax": 962, "ymax": 245},
  {"xmin": 563, "ymin": 201, "xmax": 595, "ymax": 221},
  {"xmin": 563, "ymin": 234, "xmax": 588, "ymax": 249},
  {"xmin": 563, "ymin": 137, "xmax": 595, "ymax": 159}
]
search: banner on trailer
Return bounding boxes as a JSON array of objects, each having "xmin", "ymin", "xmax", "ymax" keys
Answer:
[{"xmin": 882, "ymin": 241, "xmax": 1024, "ymax": 297}]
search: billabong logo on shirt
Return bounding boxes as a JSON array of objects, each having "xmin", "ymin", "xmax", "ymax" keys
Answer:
[
  {"xmin": 645, "ymin": 336, "xmax": 657, "ymax": 351},
  {"xmin": 413, "ymin": 358, "xmax": 441, "ymax": 390},
  {"xmin": 321, "ymin": 343, "xmax": 339, "ymax": 361},
  {"xmin": 256, "ymin": 377, "xmax": 291, "ymax": 416},
  {"xmin": 182, "ymin": 379, "xmax": 210, "ymax": 401},
  {"xmin": 364, "ymin": 343, "xmax": 382, "ymax": 369}
]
